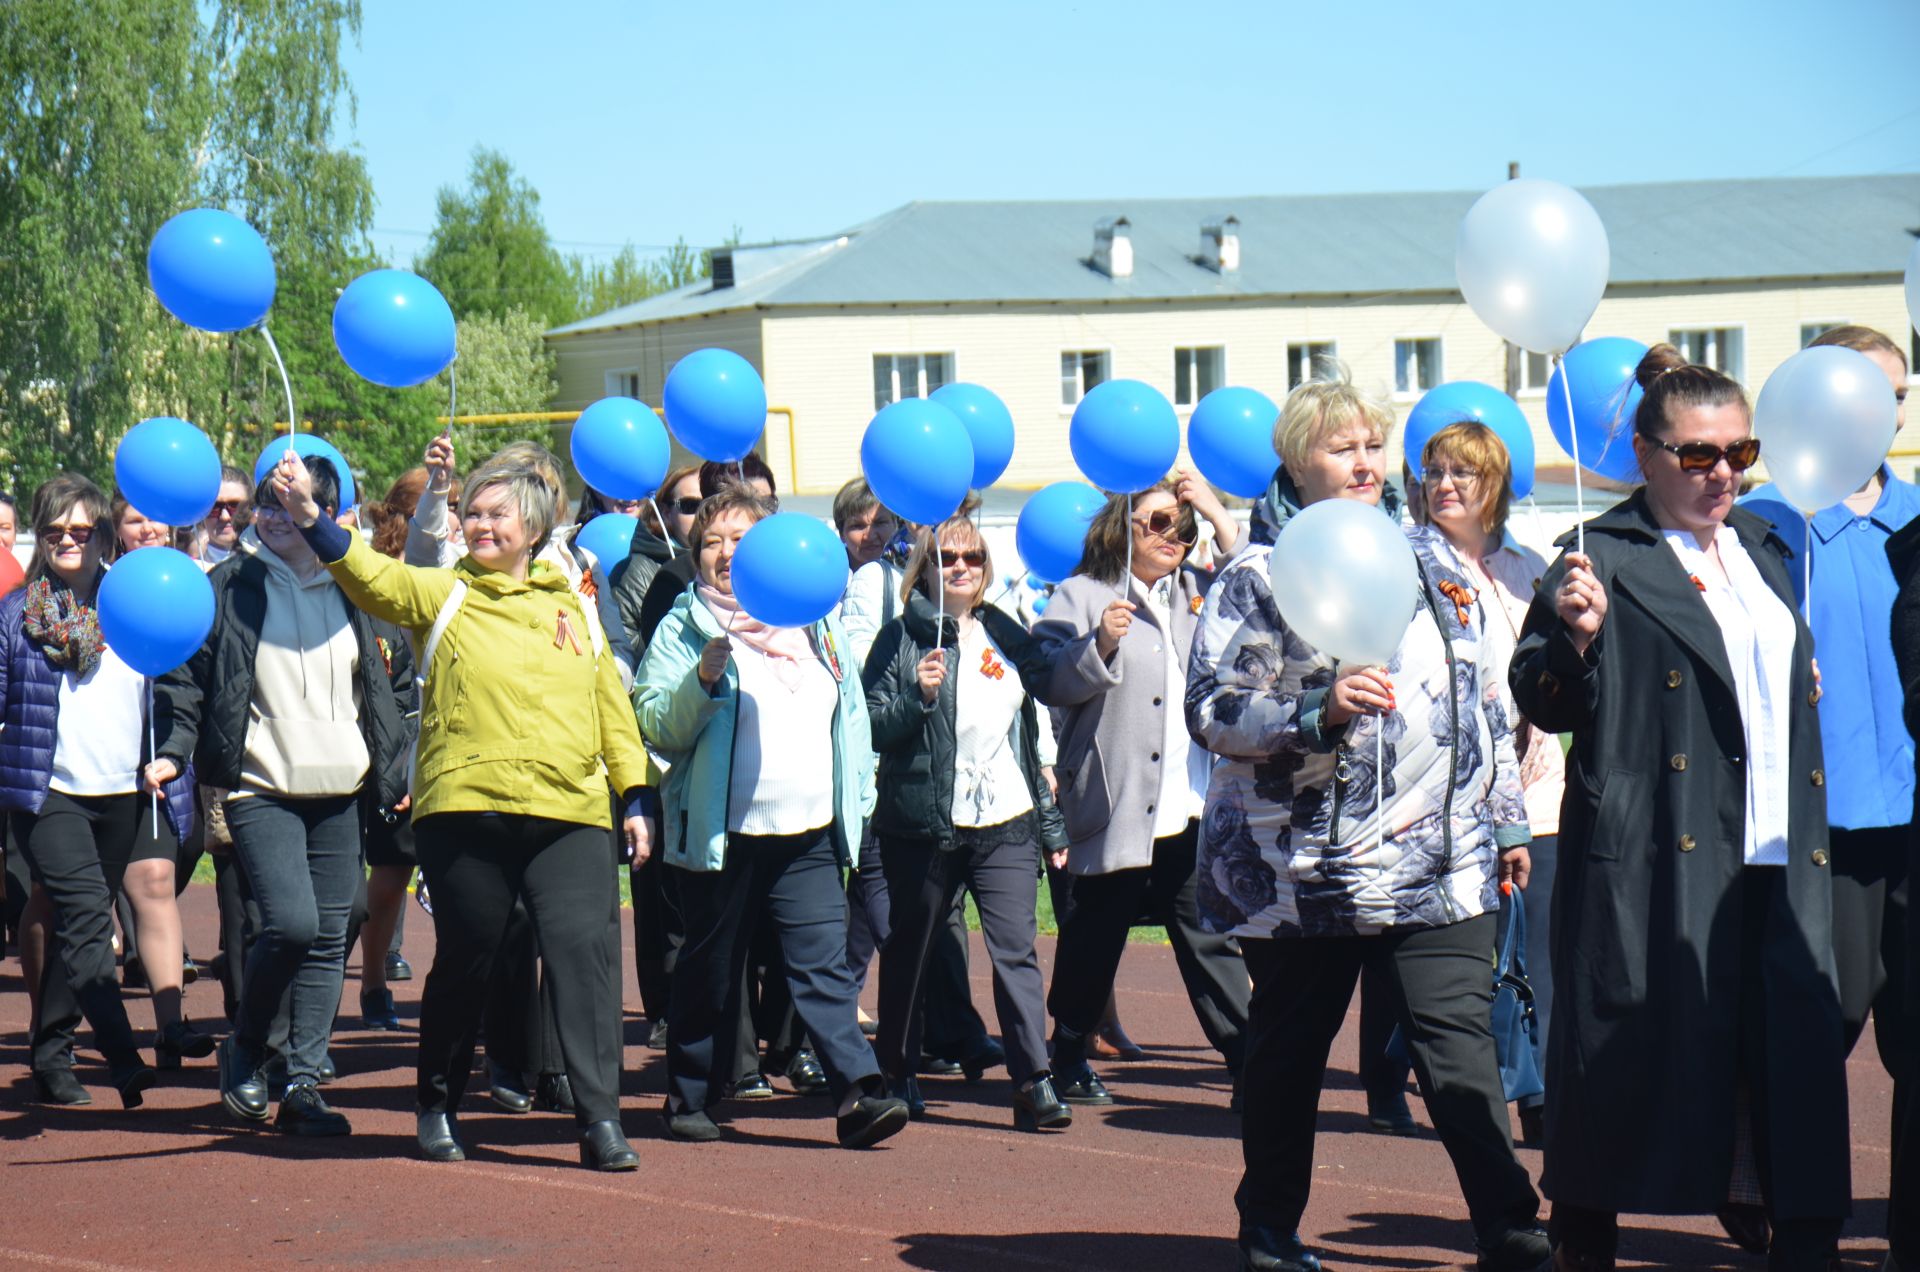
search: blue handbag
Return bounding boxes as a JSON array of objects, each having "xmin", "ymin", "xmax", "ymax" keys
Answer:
[{"xmin": 1491, "ymin": 888, "xmax": 1545, "ymax": 1104}]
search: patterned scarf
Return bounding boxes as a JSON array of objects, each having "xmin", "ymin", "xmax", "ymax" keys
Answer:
[
  {"xmin": 22, "ymin": 576, "xmax": 103, "ymax": 677},
  {"xmin": 696, "ymin": 582, "xmax": 815, "ymax": 691}
]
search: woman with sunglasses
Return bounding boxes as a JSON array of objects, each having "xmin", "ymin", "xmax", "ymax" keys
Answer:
[
  {"xmin": 2, "ymin": 475, "xmax": 195, "ymax": 1107},
  {"xmin": 1511, "ymin": 344, "xmax": 1847, "ymax": 1271},
  {"xmin": 864, "ymin": 514, "xmax": 1070, "ymax": 1129},
  {"xmin": 1032, "ymin": 471, "xmax": 1251, "ymax": 1108}
]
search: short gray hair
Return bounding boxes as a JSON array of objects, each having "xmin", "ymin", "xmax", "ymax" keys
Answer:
[{"xmin": 461, "ymin": 458, "xmax": 557, "ymax": 557}]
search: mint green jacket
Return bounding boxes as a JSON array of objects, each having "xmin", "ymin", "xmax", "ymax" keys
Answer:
[{"xmin": 633, "ymin": 587, "xmax": 875, "ymax": 872}]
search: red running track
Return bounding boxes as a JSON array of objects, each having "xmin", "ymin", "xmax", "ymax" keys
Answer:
[{"xmin": 0, "ymin": 884, "xmax": 1897, "ymax": 1270}]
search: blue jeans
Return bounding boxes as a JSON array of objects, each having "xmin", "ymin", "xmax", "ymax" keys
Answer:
[{"xmin": 224, "ymin": 793, "xmax": 361, "ymax": 1087}]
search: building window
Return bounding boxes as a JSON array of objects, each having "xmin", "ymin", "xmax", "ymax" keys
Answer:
[
  {"xmin": 1173, "ymin": 346, "xmax": 1225, "ymax": 406},
  {"xmin": 872, "ymin": 353, "xmax": 954, "ymax": 411},
  {"xmin": 1520, "ymin": 350, "xmax": 1552, "ymax": 393},
  {"xmin": 1061, "ymin": 350, "xmax": 1111, "ymax": 406},
  {"xmin": 605, "ymin": 369, "xmax": 643, "ymax": 399},
  {"xmin": 1670, "ymin": 327, "xmax": 1745, "ymax": 381},
  {"xmin": 1287, "ymin": 341, "xmax": 1335, "ymax": 389},
  {"xmin": 1394, "ymin": 338, "xmax": 1443, "ymax": 397},
  {"xmin": 1800, "ymin": 322, "xmax": 1846, "ymax": 348}
]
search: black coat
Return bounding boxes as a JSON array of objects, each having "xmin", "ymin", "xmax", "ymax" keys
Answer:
[
  {"xmin": 607, "ymin": 522, "xmax": 678, "ymax": 662},
  {"xmin": 155, "ymin": 550, "xmax": 414, "ymax": 814},
  {"xmin": 1510, "ymin": 491, "xmax": 1847, "ymax": 1217},
  {"xmin": 863, "ymin": 592, "xmax": 1068, "ymax": 855}
]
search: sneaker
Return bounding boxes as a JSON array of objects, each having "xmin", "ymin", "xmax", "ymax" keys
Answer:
[{"xmin": 276, "ymin": 1083, "xmax": 351, "ymax": 1137}]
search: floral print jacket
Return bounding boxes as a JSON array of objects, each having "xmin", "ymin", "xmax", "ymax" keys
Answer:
[{"xmin": 1184, "ymin": 482, "xmax": 1531, "ymax": 939}]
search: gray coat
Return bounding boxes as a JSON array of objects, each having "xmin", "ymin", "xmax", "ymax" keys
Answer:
[{"xmin": 1033, "ymin": 562, "xmax": 1219, "ymax": 875}]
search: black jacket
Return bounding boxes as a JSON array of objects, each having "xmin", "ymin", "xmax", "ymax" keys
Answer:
[
  {"xmin": 155, "ymin": 549, "xmax": 413, "ymax": 813},
  {"xmin": 863, "ymin": 592, "xmax": 1067, "ymax": 854},
  {"xmin": 1510, "ymin": 491, "xmax": 1847, "ymax": 1217},
  {"xmin": 607, "ymin": 522, "xmax": 678, "ymax": 661}
]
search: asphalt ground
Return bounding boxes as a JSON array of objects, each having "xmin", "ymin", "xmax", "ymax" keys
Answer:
[{"xmin": 0, "ymin": 883, "xmax": 1897, "ymax": 1270}]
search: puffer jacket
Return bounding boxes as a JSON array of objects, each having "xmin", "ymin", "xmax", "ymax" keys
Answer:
[
  {"xmin": 862, "ymin": 591, "xmax": 1068, "ymax": 854},
  {"xmin": 1184, "ymin": 468, "xmax": 1529, "ymax": 940},
  {"xmin": 155, "ymin": 540, "xmax": 412, "ymax": 812},
  {"xmin": 608, "ymin": 522, "xmax": 679, "ymax": 662},
  {"xmin": 0, "ymin": 587, "xmax": 195, "ymax": 841}
]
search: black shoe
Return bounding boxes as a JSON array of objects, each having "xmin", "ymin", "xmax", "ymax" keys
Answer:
[
  {"xmin": 535, "ymin": 1073, "xmax": 576, "ymax": 1114},
  {"xmin": 858, "ymin": 1016, "xmax": 878, "ymax": 1038},
  {"xmin": 1367, "ymin": 1092, "xmax": 1418, "ymax": 1136},
  {"xmin": 1477, "ymin": 1223, "xmax": 1551, "ymax": 1271},
  {"xmin": 417, "ymin": 1110, "xmax": 466, "ymax": 1162},
  {"xmin": 662, "ymin": 1106, "xmax": 722, "ymax": 1142},
  {"xmin": 31, "ymin": 1068, "xmax": 92, "ymax": 1106},
  {"xmin": 218, "ymin": 1036, "xmax": 269, "ymax": 1122},
  {"xmin": 1238, "ymin": 1225, "xmax": 1323, "ymax": 1272},
  {"xmin": 384, "ymin": 951, "xmax": 413, "ymax": 982},
  {"xmin": 276, "ymin": 1083, "xmax": 351, "ymax": 1136},
  {"xmin": 646, "ymin": 1018, "xmax": 670, "ymax": 1050},
  {"xmin": 1517, "ymin": 1104, "xmax": 1545, "ymax": 1148},
  {"xmin": 731, "ymin": 1073, "xmax": 774, "ymax": 1100},
  {"xmin": 580, "ymin": 1119, "xmax": 639, "ymax": 1171},
  {"xmin": 181, "ymin": 955, "xmax": 200, "ymax": 986},
  {"xmin": 836, "ymin": 1094, "xmax": 910, "ymax": 1149},
  {"xmin": 784, "ymin": 1049, "xmax": 830, "ymax": 1097},
  {"xmin": 121, "ymin": 956, "xmax": 148, "ymax": 991},
  {"xmin": 1013, "ymin": 1076, "xmax": 1073, "ymax": 1131},
  {"xmin": 208, "ymin": 950, "xmax": 229, "ymax": 987},
  {"xmin": 360, "ymin": 987, "xmax": 400, "ymax": 1031},
  {"xmin": 489, "ymin": 1063, "xmax": 533, "ymax": 1114},
  {"xmin": 960, "ymin": 1038, "xmax": 1006, "ymax": 1084},
  {"xmin": 890, "ymin": 1074, "xmax": 927, "ymax": 1119},
  {"xmin": 1055, "ymin": 1064, "xmax": 1113, "ymax": 1106},
  {"xmin": 1715, "ymin": 1203, "xmax": 1771, "ymax": 1255},
  {"xmin": 107, "ymin": 1057, "xmax": 157, "ymax": 1109},
  {"xmin": 155, "ymin": 1019, "xmax": 216, "ymax": 1071},
  {"xmin": 917, "ymin": 1053, "xmax": 963, "ymax": 1077}
]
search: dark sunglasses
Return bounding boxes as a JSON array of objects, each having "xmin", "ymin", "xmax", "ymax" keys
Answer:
[
  {"xmin": 1135, "ymin": 509, "xmax": 1197, "ymax": 544},
  {"xmin": 942, "ymin": 550, "xmax": 988, "ymax": 570},
  {"xmin": 1653, "ymin": 436, "xmax": 1761, "ymax": 474},
  {"xmin": 668, "ymin": 496, "xmax": 703, "ymax": 516},
  {"xmin": 39, "ymin": 523, "xmax": 94, "ymax": 545},
  {"xmin": 211, "ymin": 499, "xmax": 249, "ymax": 516}
]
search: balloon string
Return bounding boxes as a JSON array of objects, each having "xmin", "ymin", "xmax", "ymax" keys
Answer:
[
  {"xmin": 651, "ymin": 498, "xmax": 677, "ymax": 558},
  {"xmin": 448, "ymin": 363, "xmax": 458, "ymax": 461},
  {"xmin": 1525, "ymin": 494, "xmax": 1547, "ymax": 558},
  {"xmin": 1554, "ymin": 352, "xmax": 1585, "ymax": 556},
  {"xmin": 260, "ymin": 324, "xmax": 297, "ymax": 464},
  {"xmin": 148, "ymin": 680, "xmax": 158, "ymax": 842},
  {"xmin": 1802, "ymin": 511, "xmax": 1812, "ymax": 622},
  {"xmin": 937, "ymin": 541, "xmax": 947, "ymax": 643},
  {"xmin": 1122, "ymin": 493, "xmax": 1134, "ymax": 601},
  {"xmin": 1375, "ymin": 721, "xmax": 1384, "ymax": 859}
]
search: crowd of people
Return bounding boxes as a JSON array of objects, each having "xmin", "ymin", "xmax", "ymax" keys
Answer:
[{"xmin": 0, "ymin": 329, "xmax": 1914, "ymax": 1272}]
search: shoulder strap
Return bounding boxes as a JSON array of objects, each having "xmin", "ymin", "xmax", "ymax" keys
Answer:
[
  {"xmin": 574, "ymin": 579, "xmax": 607, "ymax": 661},
  {"xmin": 418, "ymin": 579, "xmax": 469, "ymax": 690}
]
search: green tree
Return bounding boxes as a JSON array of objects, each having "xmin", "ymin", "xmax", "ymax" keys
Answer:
[
  {"xmin": 417, "ymin": 148, "xmax": 577, "ymax": 326},
  {"xmin": 570, "ymin": 236, "xmax": 712, "ymax": 319}
]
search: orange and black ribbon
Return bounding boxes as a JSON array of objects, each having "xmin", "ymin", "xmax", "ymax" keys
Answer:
[{"xmin": 1435, "ymin": 579, "xmax": 1478, "ymax": 627}]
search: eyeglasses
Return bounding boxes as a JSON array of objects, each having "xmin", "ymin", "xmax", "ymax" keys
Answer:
[
  {"xmin": 211, "ymin": 499, "xmax": 249, "ymax": 517},
  {"xmin": 1652, "ymin": 436, "xmax": 1762, "ymax": 474},
  {"xmin": 1134, "ymin": 509, "xmax": 1197, "ymax": 545},
  {"xmin": 942, "ymin": 550, "xmax": 988, "ymax": 570},
  {"xmin": 668, "ymin": 497, "xmax": 703, "ymax": 516},
  {"xmin": 1426, "ymin": 466, "xmax": 1483, "ymax": 488},
  {"xmin": 252, "ymin": 504, "xmax": 291, "ymax": 523},
  {"xmin": 39, "ymin": 523, "xmax": 94, "ymax": 546}
]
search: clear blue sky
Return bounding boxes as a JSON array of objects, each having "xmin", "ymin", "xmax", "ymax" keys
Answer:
[{"xmin": 342, "ymin": 0, "xmax": 1920, "ymax": 268}]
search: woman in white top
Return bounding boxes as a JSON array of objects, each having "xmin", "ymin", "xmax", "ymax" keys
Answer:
[
  {"xmin": 863, "ymin": 515, "xmax": 1072, "ymax": 1130},
  {"xmin": 1511, "ymin": 344, "xmax": 1847, "ymax": 1270}
]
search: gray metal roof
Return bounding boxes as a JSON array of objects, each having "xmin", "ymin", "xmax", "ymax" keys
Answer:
[{"xmin": 548, "ymin": 174, "xmax": 1920, "ymax": 336}]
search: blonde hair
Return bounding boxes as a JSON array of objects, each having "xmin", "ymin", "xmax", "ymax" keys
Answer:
[
  {"xmin": 461, "ymin": 458, "xmax": 558, "ymax": 559},
  {"xmin": 1272, "ymin": 362, "xmax": 1395, "ymax": 473},
  {"xmin": 902, "ymin": 515, "xmax": 992, "ymax": 610},
  {"xmin": 1421, "ymin": 422, "xmax": 1512, "ymax": 538},
  {"xmin": 488, "ymin": 440, "xmax": 567, "ymax": 528}
]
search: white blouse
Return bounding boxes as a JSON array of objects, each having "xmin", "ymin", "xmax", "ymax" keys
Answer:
[
  {"xmin": 1662, "ymin": 527, "xmax": 1797, "ymax": 867},
  {"xmin": 951, "ymin": 620, "xmax": 1035, "ymax": 829},
  {"xmin": 1136, "ymin": 574, "xmax": 1210, "ymax": 838},
  {"xmin": 728, "ymin": 640, "xmax": 838, "ymax": 836}
]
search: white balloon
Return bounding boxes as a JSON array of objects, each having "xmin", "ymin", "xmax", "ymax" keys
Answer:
[
  {"xmin": 1267, "ymin": 500, "xmax": 1420, "ymax": 668},
  {"xmin": 1455, "ymin": 179, "xmax": 1610, "ymax": 356},
  {"xmin": 1906, "ymin": 237, "xmax": 1920, "ymax": 341},
  {"xmin": 1753, "ymin": 345, "xmax": 1898, "ymax": 513}
]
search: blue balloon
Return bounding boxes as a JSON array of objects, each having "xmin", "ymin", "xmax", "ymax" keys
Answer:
[
  {"xmin": 729, "ymin": 512, "xmax": 850, "ymax": 629},
  {"xmin": 663, "ymin": 349, "xmax": 767, "ymax": 462},
  {"xmin": 575, "ymin": 513, "xmax": 639, "ymax": 570},
  {"xmin": 254, "ymin": 434, "xmax": 357, "ymax": 514},
  {"xmin": 147, "ymin": 209, "xmax": 276, "ymax": 333},
  {"xmin": 929, "ymin": 383, "xmax": 1015, "ymax": 489},
  {"xmin": 1188, "ymin": 386, "xmax": 1280, "ymax": 499},
  {"xmin": 1070, "ymin": 380, "xmax": 1179, "ymax": 494},
  {"xmin": 1016, "ymin": 481, "xmax": 1105, "ymax": 584},
  {"xmin": 861, "ymin": 399, "xmax": 974, "ymax": 527},
  {"xmin": 1545, "ymin": 337, "xmax": 1647, "ymax": 483},
  {"xmin": 333, "ymin": 269, "xmax": 456, "ymax": 388},
  {"xmin": 114, "ymin": 417, "xmax": 222, "ymax": 527},
  {"xmin": 99, "ymin": 547, "xmax": 215, "ymax": 677},
  {"xmin": 571, "ymin": 397, "xmax": 671, "ymax": 501},
  {"xmin": 1403, "ymin": 381, "xmax": 1538, "ymax": 500}
]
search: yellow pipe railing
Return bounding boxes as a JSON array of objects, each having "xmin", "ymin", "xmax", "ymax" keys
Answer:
[{"xmin": 434, "ymin": 407, "xmax": 801, "ymax": 492}]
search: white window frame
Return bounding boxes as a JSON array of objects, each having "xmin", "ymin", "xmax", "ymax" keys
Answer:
[
  {"xmin": 1060, "ymin": 349, "xmax": 1113, "ymax": 410},
  {"xmin": 872, "ymin": 352, "xmax": 956, "ymax": 411},
  {"xmin": 604, "ymin": 368, "xmax": 644, "ymax": 399},
  {"xmin": 1286, "ymin": 340, "xmax": 1337, "ymax": 390},
  {"xmin": 1518, "ymin": 348, "xmax": 1552, "ymax": 396},
  {"xmin": 1392, "ymin": 336, "xmax": 1445, "ymax": 400},
  {"xmin": 1799, "ymin": 321, "xmax": 1849, "ymax": 349},
  {"xmin": 1667, "ymin": 324, "xmax": 1748, "ymax": 383},
  {"xmin": 1173, "ymin": 345, "xmax": 1227, "ymax": 408}
]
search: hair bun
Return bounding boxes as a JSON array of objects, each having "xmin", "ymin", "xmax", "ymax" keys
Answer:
[{"xmin": 1633, "ymin": 343, "xmax": 1689, "ymax": 391}]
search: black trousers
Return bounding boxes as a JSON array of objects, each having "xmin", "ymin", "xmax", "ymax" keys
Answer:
[
  {"xmin": 1048, "ymin": 821, "xmax": 1250, "ymax": 1072},
  {"xmin": 414, "ymin": 812, "xmax": 623, "ymax": 1126},
  {"xmin": 1894, "ymin": 821, "xmax": 1920, "ymax": 1262},
  {"xmin": 13, "ymin": 792, "xmax": 165, "ymax": 1071},
  {"xmin": 1830, "ymin": 825, "xmax": 1910, "ymax": 1071},
  {"xmin": 481, "ymin": 897, "xmax": 561, "ymax": 1078},
  {"xmin": 847, "ymin": 855, "xmax": 988, "ymax": 1058},
  {"xmin": 1237, "ymin": 917, "xmax": 1539, "ymax": 1238},
  {"xmin": 665, "ymin": 826, "xmax": 878, "ymax": 1114},
  {"xmin": 878, "ymin": 820, "xmax": 1049, "ymax": 1084}
]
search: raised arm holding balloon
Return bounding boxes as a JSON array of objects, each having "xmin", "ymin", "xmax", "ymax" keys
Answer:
[{"xmin": 1184, "ymin": 371, "xmax": 1545, "ymax": 1272}]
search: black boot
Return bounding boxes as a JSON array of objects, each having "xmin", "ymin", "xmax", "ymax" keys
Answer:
[
  {"xmin": 217, "ymin": 1035, "xmax": 269, "ymax": 1122},
  {"xmin": 417, "ymin": 1110, "xmax": 466, "ymax": 1162},
  {"xmin": 31, "ymin": 1068, "xmax": 91, "ymax": 1106},
  {"xmin": 580, "ymin": 1120, "xmax": 639, "ymax": 1171},
  {"xmin": 1238, "ymin": 1225, "xmax": 1323, "ymax": 1272}
]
